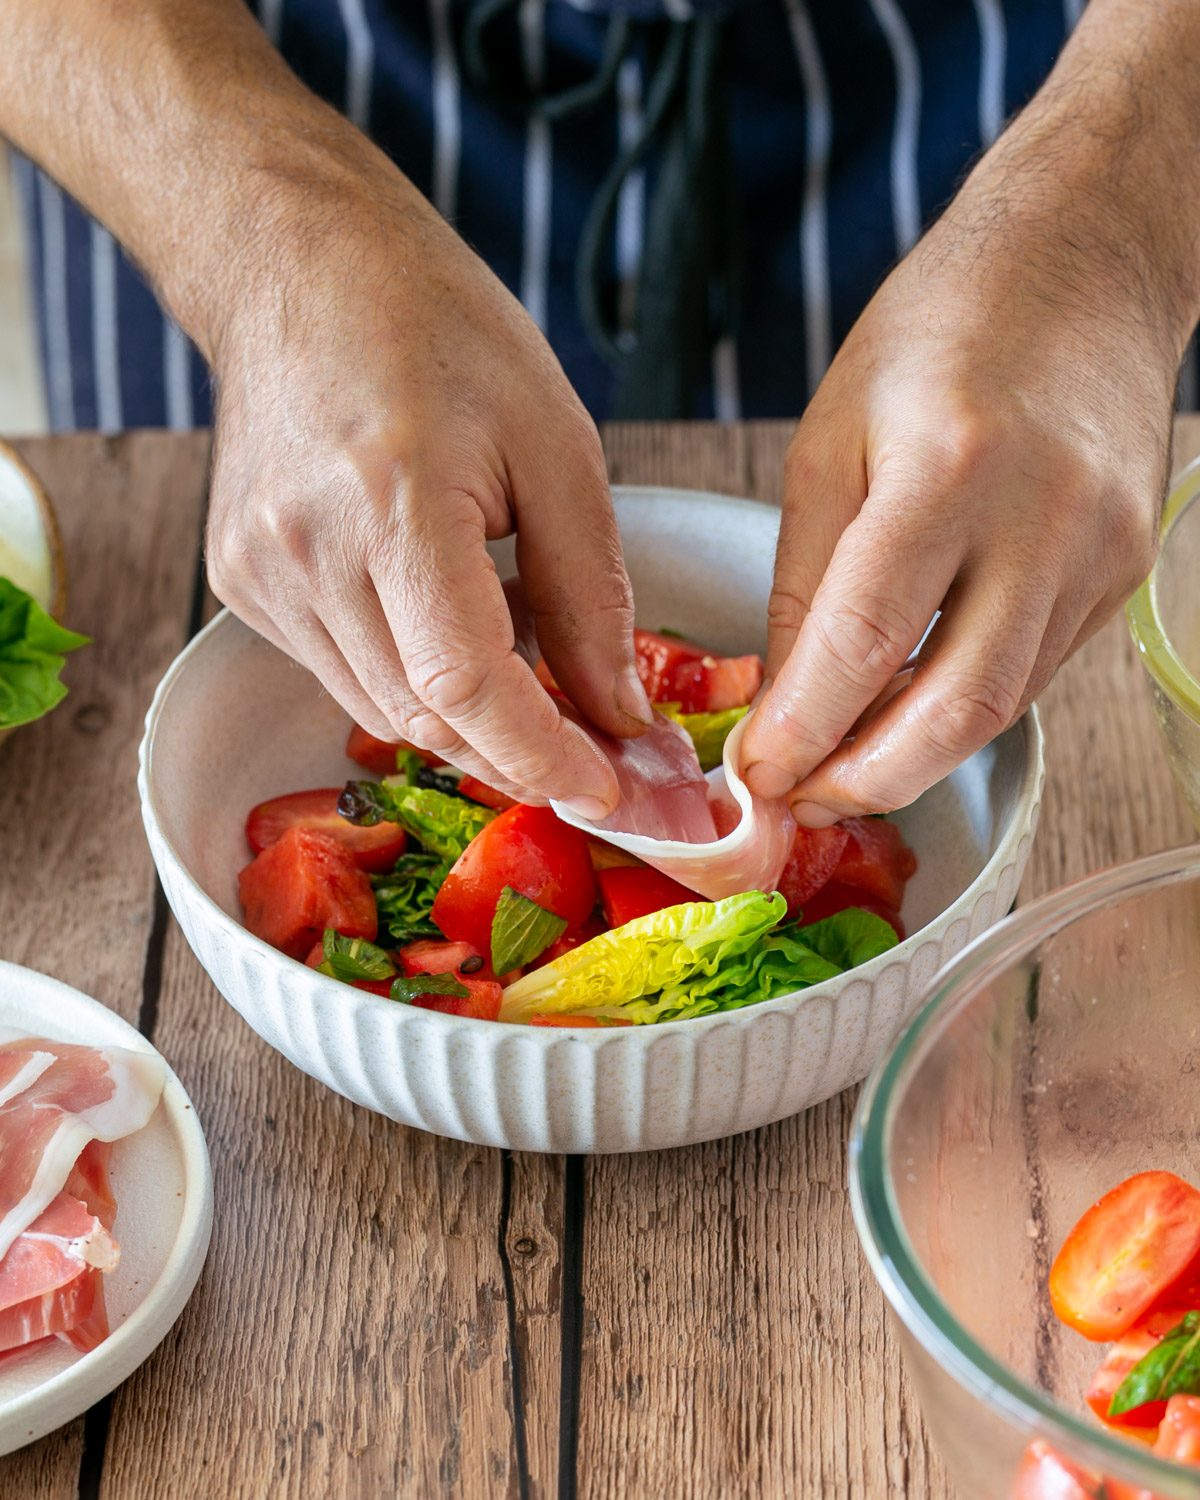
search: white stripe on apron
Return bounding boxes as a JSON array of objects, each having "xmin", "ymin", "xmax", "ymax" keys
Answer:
[
  {"xmin": 37, "ymin": 175, "xmax": 74, "ymax": 432},
  {"xmin": 258, "ymin": 0, "xmax": 285, "ymax": 47},
  {"xmin": 784, "ymin": 0, "xmax": 833, "ymax": 399},
  {"xmin": 972, "ymin": 0, "xmax": 1006, "ymax": 145},
  {"xmin": 519, "ymin": 0, "xmax": 552, "ymax": 333},
  {"xmin": 868, "ymin": 0, "xmax": 922, "ymax": 255},
  {"xmin": 615, "ymin": 55, "xmax": 644, "ymax": 345},
  {"xmin": 429, "ymin": 0, "xmax": 462, "ymax": 220},
  {"xmin": 711, "ymin": 337, "xmax": 741, "ymax": 421},
  {"xmin": 337, "ymin": 0, "xmax": 375, "ymax": 131},
  {"xmin": 89, "ymin": 223, "xmax": 122, "ymax": 434},
  {"xmin": 163, "ymin": 319, "xmax": 194, "ymax": 431},
  {"xmin": 1062, "ymin": 0, "xmax": 1086, "ymax": 29}
]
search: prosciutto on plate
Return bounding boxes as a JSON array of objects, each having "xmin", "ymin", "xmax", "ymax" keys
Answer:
[
  {"xmin": 0, "ymin": 1034, "xmax": 165, "ymax": 1356},
  {"xmin": 551, "ymin": 711, "xmax": 794, "ymax": 902}
]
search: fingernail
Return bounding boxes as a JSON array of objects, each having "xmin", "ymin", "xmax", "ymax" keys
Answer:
[
  {"xmin": 562, "ymin": 794, "xmax": 612, "ymax": 822},
  {"xmin": 789, "ymin": 799, "xmax": 842, "ymax": 829},
  {"xmin": 745, "ymin": 762, "xmax": 797, "ymax": 800},
  {"xmin": 614, "ymin": 669, "xmax": 654, "ymax": 727}
]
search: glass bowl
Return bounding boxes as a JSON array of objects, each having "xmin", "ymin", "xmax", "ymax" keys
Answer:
[
  {"xmin": 1129, "ymin": 456, "xmax": 1200, "ymax": 829},
  {"xmin": 851, "ymin": 844, "xmax": 1200, "ymax": 1499}
]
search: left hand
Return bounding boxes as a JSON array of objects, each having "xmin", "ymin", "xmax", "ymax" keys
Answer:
[{"xmin": 741, "ymin": 102, "xmax": 1187, "ymax": 824}]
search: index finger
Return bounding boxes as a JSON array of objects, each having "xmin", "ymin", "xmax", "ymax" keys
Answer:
[{"xmin": 377, "ymin": 488, "xmax": 621, "ymax": 816}]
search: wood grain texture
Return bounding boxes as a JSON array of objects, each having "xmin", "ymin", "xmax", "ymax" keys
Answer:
[{"xmin": 0, "ymin": 432, "xmax": 210, "ymax": 1500}]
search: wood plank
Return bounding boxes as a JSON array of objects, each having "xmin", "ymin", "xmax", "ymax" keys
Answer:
[
  {"xmin": 0, "ymin": 432, "xmax": 211, "ymax": 1499},
  {"xmin": 100, "ymin": 495, "xmax": 564, "ymax": 1498}
]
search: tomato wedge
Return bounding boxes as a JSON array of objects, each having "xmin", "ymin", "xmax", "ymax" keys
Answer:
[
  {"xmin": 829, "ymin": 817, "xmax": 917, "ymax": 911},
  {"xmin": 238, "ymin": 827, "xmax": 377, "ymax": 959},
  {"xmin": 1085, "ymin": 1304, "xmax": 1190, "ymax": 1433},
  {"xmin": 1010, "ymin": 1442, "xmax": 1104, "ymax": 1500},
  {"xmin": 1050, "ymin": 1172, "xmax": 1200, "ymax": 1341},
  {"xmin": 345, "ymin": 724, "xmax": 444, "ymax": 776},
  {"xmin": 597, "ymin": 866, "xmax": 695, "ymax": 927},
  {"xmin": 246, "ymin": 787, "xmax": 406, "ymax": 873},
  {"xmin": 1154, "ymin": 1394, "xmax": 1200, "ymax": 1464},
  {"xmin": 632, "ymin": 628, "xmax": 763, "ymax": 713},
  {"xmin": 777, "ymin": 824, "xmax": 852, "ymax": 915},
  {"xmin": 431, "ymin": 805, "xmax": 596, "ymax": 964},
  {"xmin": 457, "ymin": 775, "xmax": 518, "ymax": 813}
]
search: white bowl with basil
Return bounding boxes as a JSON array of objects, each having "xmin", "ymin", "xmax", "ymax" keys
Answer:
[
  {"xmin": 138, "ymin": 487, "xmax": 1044, "ymax": 1154},
  {"xmin": 0, "ymin": 440, "xmax": 87, "ymax": 742}
]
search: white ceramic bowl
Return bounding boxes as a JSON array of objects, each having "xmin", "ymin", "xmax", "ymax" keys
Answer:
[{"xmin": 139, "ymin": 488, "xmax": 1044, "ymax": 1153}]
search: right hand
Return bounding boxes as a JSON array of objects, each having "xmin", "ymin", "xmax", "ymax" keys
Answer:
[{"xmin": 203, "ymin": 147, "xmax": 652, "ymax": 816}]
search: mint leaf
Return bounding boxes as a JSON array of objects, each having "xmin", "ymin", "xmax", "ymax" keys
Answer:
[
  {"xmin": 1111, "ymin": 1311, "xmax": 1200, "ymax": 1416},
  {"xmin": 491, "ymin": 886, "xmax": 567, "ymax": 974},
  {"xmin": 0, "ymin": 577, "xmax": 89, "ymax": 729},
  {"xmin": 390, "ymin": 972, "xmax": 470, "ymax": 1004},
  {"xmin": 372, "ymin": 852, "xmax": 452, "ymax": 944},
  {"xmin": 317, "ymin": 931, "xmax": 396, "ymax": 983},
  {"xmin": 338, "ymin": 779, "xmax": 494, "ymax": 861}
]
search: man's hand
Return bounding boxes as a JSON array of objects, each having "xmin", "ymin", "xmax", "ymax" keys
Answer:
[
  {"xmin": 0, "ymin": 0, "xmax": 652, "ymax": 812},
  {"xmin": 743, "ymin": 0, "xmax": 1200, "ymax": 824}
]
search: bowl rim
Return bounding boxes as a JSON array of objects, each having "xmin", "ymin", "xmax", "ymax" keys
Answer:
[
  {"xmin": 850, "ymin": 840, "xmax": 1200, "ymax": 1494},
  {"xmin": 0, "ymin": 436, "xmax": 68, "ymax": 620},
  {"xmin": 137, "ymin": 483, "xmax": 1045, "ymax": 1044},
  {"xmin": 1128, "ymin": 453, "xmax": 1200, "ymax": 722}
]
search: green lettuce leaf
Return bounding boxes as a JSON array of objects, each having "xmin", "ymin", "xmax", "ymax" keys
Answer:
[
  {"xmin": 791, "ymin": 908, "xmax": 900, "ymax": 971},
  {"xmin": 0, "ymin": 577, "xmax": 89, "ymax": 729},
  {"xmin": 372, "ymin": 851, "xmax": 453, "ymax": 944},
  {"xmin": 499, "ymin": 891, "xmax": 786, "ymax": 1023},
  {"xmin": 317, "ymin": 930, "xmax": 396, "ymax": 983},
  {"xmin": 491, "ymin": 886, "xmax": 567, "ymax": 974},
  {"xmin": 339, "ymin": 779, "xmax": 494, "ymax": 861},
  {"xmin": 656, "ymin": 704, "xmax": 749, "ymax": 771}
]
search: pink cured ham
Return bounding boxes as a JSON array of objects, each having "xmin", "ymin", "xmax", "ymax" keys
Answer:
[
  {"xmin": 0, "ymin": 1193, "xmax": 117, "ymax": 1354},
  {"xmin": 0, "ymin": 1035, "xmax": 164, "ymax": 1263},
  {"xmin": 552, "ymin": 711, "xmax": 794, "ymax": 901}
]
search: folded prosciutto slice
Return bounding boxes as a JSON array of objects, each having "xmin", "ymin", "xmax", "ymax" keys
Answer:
[
  {"xmin": 0, "ymin": 1193, "xmax": 118, "ymax": 1354},
  {"xmin": 0, "ymin": 1034, "xmax": 164, "ymax": 1263},
  {"xmin": 552, "ymin": 711, "xmax": 794, "ymax": 902}
]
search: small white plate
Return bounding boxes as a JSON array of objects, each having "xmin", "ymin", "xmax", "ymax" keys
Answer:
[{"xmin": 0, "ymin": 963, "xmax": 213, "ymax": 1456}]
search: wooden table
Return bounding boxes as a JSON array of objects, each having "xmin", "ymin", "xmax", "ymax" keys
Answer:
[{"xmin": 2, "ymin": 420, "xmax": 1196, "ymax": 1500}]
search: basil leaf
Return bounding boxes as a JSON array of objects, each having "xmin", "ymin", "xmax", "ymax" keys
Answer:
[
  {"xmin": 390, "ymin": 972, "xmax": 470, "ymax": 1003},
  {"xmin": 338, "ymin": 779, "xmax": 494, "ymax": 861},
  {"xmin": 317, "ymin": 931, "xmax": 397, "ymax": 983},
  {"xmin": 372, "ymin": 852, "xmax": 452, "ymax": 945},
  {"xmin": 491, "ymin": 886, "xmax": 567, "ymax": 974},
  {"xmin": 0, "ymin": 577, "xmax": 89, "ymax": 729},
  {"xmin": 1110, "ymin": 1311, "xmax": 1200, "ymax": 1416}
]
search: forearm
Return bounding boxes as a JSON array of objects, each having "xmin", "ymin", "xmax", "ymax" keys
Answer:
[
  {"xmin": 0, "ymin": 0, "xmax": 415, "ymax": 359},
  {"xmin": 949, "ymin": 0, "xmax": 1200, "ymax": 367}
]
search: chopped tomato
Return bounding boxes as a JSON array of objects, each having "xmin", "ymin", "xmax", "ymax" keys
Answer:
[
  {"xmin": 303, "ymin": 939, "xmax": 394, "ymax": 997},
  {"xmin": 536, "ymin": 915, "xmax": 606, "ymax": 967},
  {"xmin": 345, "ymin": 723, "xmax": 443, "ymax": 775},
  {"xmin": 777, "ymin": 824, "xmax": 852, "ymax": 916},
  {"xmin": 1154, "ymin": 1394, "xmax": 1200, "ymax": 1464},
  {"xmin": 1050, "ymin": 1172, "xmax": 1200, "ymax": 1342},
  {"xmin": 1085, "ymin": 1304, "xmax": 1189, "ymax": 1432},
  {"xmin": 431, "ymin": 804, "xmax": 596, "ymax": 964},
  {"xmin": 597, "ymin": 866, "xmax": 696, "ymax": 927},
  {"xmin": 457, "ymin": 774, "xmax": 518, "ymax": 813},
  {"xmin": 238, "ymin": 827, "xmax": 376, "ymax": 960},
  {"xmin": 632, "ymin": 628, "xmax": 763, "ymax": 713},
  {"xmin": 795, "ymin": 881, "xmax": 905, "ymax": 940},
  {"xmin": 411, "ymin": 981, "xmax": 503, "ymax": 1021},
  {"xmin": 245, "ymin": 787, "xmax": 407, "ymax": 873},
  {"xmin": 587, "ymin": 837, "xmax": 644, "ymax": 872},
  {"xmin": 529, "ymin": 1014, "xmax": 633, "ymax": 1028},
  {"xmin": 396, "ymin": 938, "xmax": 502, "ymax": 1020},
  {"xmin": 830, "ymin": 817, "xmax": 918, "ymax": 911},
  {"xmin": 1010, "ymin": 1442, "xmax": 1104, "ymax": 1500}
]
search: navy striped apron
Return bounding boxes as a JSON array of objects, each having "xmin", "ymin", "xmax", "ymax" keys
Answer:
[{"xmin": 16, "ymin": 0, "xmax": 1160, "ymax": 429}]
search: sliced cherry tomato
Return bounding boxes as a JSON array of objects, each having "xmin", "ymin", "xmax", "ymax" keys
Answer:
[
  {"xmin": 1050, "ymin": 1172, "xmax": 1200, "ymax": 1342},
  {"xmin": 431, "ymin": 804, "xmax": 596, "ymax": 964},
  {"xmin": 303, "ymin": 939, "xmax": 394, "ymax": 996},
  {"xmin": 829, "ymin": 817, "xmax": 917, "ymax": 911},
  {"xmin": 246, "ymin": 787, "xmax": 407, "ymax": 873},
  {"xmin": 795, "ymin": 881, "xmax": 905, "ymax": 940},
  {"xmin": 457, "ymin": 775, "xmax": 518, "ymax": 813},
  {"xmin": 777, "ymin": 824, "xmax": 852, "ymax": 915},
  {"xmin": 1154, "ymin": 1394, "xmax": 1200, "ymax": 1464},
  {"xmin": 1085, "ymin": 1304, "xmax": 1191, "ymax": 1433},
  {"xmin": 529, "ymin": 1014, "xmax": 633, "ymax": 1028},
  {"xmin": 1010, "ymin": 1442, "xmax": 1105, "ymax": 1500},
  {"xmin": 345, "ymin": 724, "xmax": 444, "ymax": 775},
  {"xmin": 238, "ymin": 827, "xmax": 376, "ymax": 959},
  {"xmin": 632, "ymin": 628, "xmax": 763, "ymax": 713},
  {"xmin": 597, "ymin": 866, "xmax": 695, "ymax": 928},
  {"xmin": 396, "ymin": 938, "xmax": 502, "ymax": 1020},
  {"xmin": 536, "ymin": 915, "xmax": 607, "ymax": 968}
]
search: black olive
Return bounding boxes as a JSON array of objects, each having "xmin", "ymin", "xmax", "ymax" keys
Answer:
[{"xmin": 459, "ymin": 954, "xmax": 485, "ymax": 974}]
